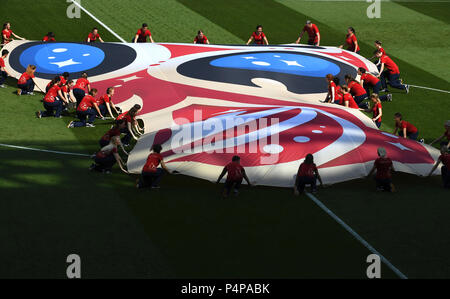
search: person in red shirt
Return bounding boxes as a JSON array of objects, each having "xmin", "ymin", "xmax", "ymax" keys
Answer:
[
  {"xmin": 2, "ymin": 22, "xmax": 25, "ymax": 45},
  {"xmin": 96, "ymin": 87, "xmax": 121, "ymax": 119},
  {"xmin": 216, "ymin": 155, "xmax": 252, "ymax": 197},
  {"xmin": 42, "ymin": 32, "xmax": 55, "ymax": 42},
  {"xmin": 194, "ymin": 30, "xmax": 209, "ymax": 44},
  {"xmin": 345, "ymin": 74, "xmax": 369, "ymax": 107},
  {"xmin": 427, "ymin": 146, "xmax": 450, "ymax": 188},
  {"xmin": 371, "ymin": 40, "xmax": 385, "ymax": 71},
  {"xmin": 295, "ymin": 20, "xmax": 320, "ymax": 46},
  {"xmin": 137, "ymin": 144, "xmax": 174, "ymax": 189},
  {"xmin": 341, "ymin": 85, "xmax": 360, "ymax": 109},
  {"xmin": 393, "ymin": 113, "xmax": 419, "ymax": 140},
  {"xmin": 133, "ymin": 23, "xmax": 153, "ymax": 43},
  {"xmin": 430, "ymin": 120, "xmax": 450, "ymax": 149},
  {"xmin": 294, "ymin": 153, "xmax": 323, "ymax": 195},
  {"xmin": 332, "ymin": 77, "xmax": 343, "ymax": 104},
  {"xmin": 357, "ymin": 67, "xmax": 391, "ymax": 102},
  {"xmin": 367, "ymin": 147, "xmax": 395, "ymax": 192},
  {"xmin": 339, "ymin": 27, "xmax": 359, "ymax": 53},
  {"xmin": 17, "ymin": 65, "xmax": 43, "ymax": 95},
  {"xmin": 0, "ymin": 50, "xmax": 10, "ymax": 88},
  {"xmin": 36, "ymin": 76, "xmax": 66, "ymax": 118},
  {"xmin": 117, "ymin": 104, "xmax": 142, "ymax": 146},
  {"xmin": 73, "ymin": 72, "xmax": 91, "ymax": 106},
  {"xmin": 246, "ymin": 25, "xmax": 268, "ymax": 45},
  {"xmin": 99, "ymin": 119, "xmax": 127, "ymax": 150},
  {"xmin": 374, "ymin": 50, "xmax": 409, "ymax": 93},
  {"xmin": 68, "ymin": 88, "xmax": 103, "ymax": 128},
  {"xmin": 86, "ymin": 27, "xmax": 104, "ymax": 43},
  {"xmin": 364, "ymin": 94, "xmax": 383, "ymax": 128},
  {"xmin": 324, "ymin": 74, "xmax": 337, "ymax": 103},
  {"xmin": 89, "ymin": 136, "xmax": 128, "ymax": 174}
]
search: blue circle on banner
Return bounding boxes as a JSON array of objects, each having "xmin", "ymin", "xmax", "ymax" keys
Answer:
[
  {"xmin": 19, "ymin": 43, "xmax": 105, "ymax": 74},
  {"xmin": 210, "ymin": 52, "xmax": 340, "ymax": 77}
]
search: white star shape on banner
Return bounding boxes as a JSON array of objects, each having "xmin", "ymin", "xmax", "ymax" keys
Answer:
[
  {"xmin": 50, "ymin": 59, "xmax": 81, "ymax": 68},
  {"xmin": 280, "ymin": 60, "xmax": 304, "ymax": 67},
  {"xmin": 387, "ymin": 142, "xmax": 413, "ymax": 151}
]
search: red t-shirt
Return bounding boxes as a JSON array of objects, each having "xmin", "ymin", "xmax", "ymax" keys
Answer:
[
  {"xmin": 61, "ymin": 85, "xmax": 71, "ymax": 93},
  {"xmin": 74, "ymin": 78, "xmax": 90, "ymax": 91},
  {"xmin": 345, "ymin": 33, "xmax": 360, "ymax": 52},
  {"xmin": 136, "ymin": 28, "xmax": 151, "ymax": 42},
  {"xmin": 117, "ymin": 111, "xmax": 133, "ymax": 123},
  {"xmin": 297, "ymin": 162, "xmax": 318, "ymax": 178},
  {"xmin": 374, "ymin": 157, "xmax": 393, "ymax": 179},
  {"xmin": 343, "ymin": 93, "xmax": 359, "ymax": 109},
  {"xmin": 380, "ymin": 55, "xmax": 400, "ymax": 75},
  {"xmin": 96, "ymin": 94, "xmax": 111, "ymax": 106},
  {"xmin": 101, "ymin": 127, "xmax": 121, "ymax": 141},
  {"xmin": 440, "ymin": 153, "xmax": 450, "ymax": 169},
  {"xmin": 42, "ymin": 36, "xmax": 55, "ymax": 42},
  {"xmin": 2, "ymin": 29, "xmax": 12, "ymax": 44},
  {"xmin": 225, "ymin": 162, "xmax": 244, "ymax": 181},
  {"xmin": 44, "ymin": 85, "xmax": 61, "ymax": 103},
  {"xmin": 348, "ymin": 81, "xmax": 366, "ymax": 97},
  {"xmin": 360, "ymin": 73, "xmax": 379, "ymax": 86},
  {"xmin": 194, "ymin": 35, "xmax": 208, "ymax": 44},
  {"xmin": 59, "ymin": 76, "xmax": 67, "ymax": 86},
  {"xmin": 377, "ymin": 47, "xmax": 386, "ymax": 57},
  {"xmin": 328, "ymin": 81, "xmax": 336, "ymax": 100},
  {"xmin": 372, "ymin": 102, "xmax": 382, "ymax": 122},
  {"xmin": 87, "ymin": 32, "xmax": 100, "ymax": 42},
  {"xmin": 335, "ymin": 85, "xmax": 343, "ymax": 103},
  {"xmin": 0, "ymin": 57, "xmax": 5, "ymax": 68},
  {"xmin": 18, "ymin": 72, "xmax": 34, "ymax": 85},
  {"xmin": 96, "ymin": 145, "xmax": 117, "ymax": 159},
  {"xmin": 303, "ymin": 24, "xmax": 319, "ymax": 43},
  {"xmin": 396, "ymin": 120, "xmax": 417, "ymax": 134},
  {"xmin": 252, "ymin": 32, "xmax": 266, "ymax": 45},
  {"xmin": 77, "ymin": 95, "xmax": 97, "ymax": 112},
  {"xmin": 142, "ymin": 153, "xmax": 163, "ymax": 173}
]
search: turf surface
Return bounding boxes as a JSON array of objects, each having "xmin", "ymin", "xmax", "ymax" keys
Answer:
[{"xmin": 1, "ymin": 0, "xmax": 449, "ymax": 278}]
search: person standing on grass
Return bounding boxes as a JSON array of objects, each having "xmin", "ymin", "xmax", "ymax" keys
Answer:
[
  {"xmin": 216, "ymin": 156, "xmax": 252, "ymax": 198},
  {"xmin": 0, "ymin": 50, "xmax": 10, "ymax": 88},
  {"xmin": 339, "ymin": 27, "xmax": 359, "ymax": 54},
  {"xmin": 429, "ymin": 120, "xmax": 450, "ymax": 149},
  {"xmin": 194, "ymin": 30, "xmax": 209, "ymax": 44},
  {"xmin": 427, "ymin": 146, "xmax": 450, "ymax": 189},
  {"xmin": 295, "ymin": 20, "xmax": 320, "ymax": 46},
  {"xmin": 17, "ymin": 65, "xmax": 42, "ymax": 95},
  {"xmin": 393, "ymin": 113, "xmax": 419, "ymax": 140},
  {"xmin": 2, "ymin": 22, "xmax": 25, "ymax": 45},
  {"xmin": 367, "ymin": 147, "xmax": 395, "ymax": 192},
  {"xmin": 96, "ymin": 87, "xmax": 121, "ymax": 119},
  {"xmin": 99, "ymin": 119, "xmax": 128, "ymax": 153},
  {"xmin": 137, "ymin": 144, "xmax": 173, "ymax": 189},
  {"xmin": 73, "ymin": 72, "xmax": 91, "ymax": 107},
  {"xmin": 89, "ymin": 136, "xmax": 128, "ymax": 174},
  {"xmin": 374, "ymin": 50, "xmax": 409, "ymax": 93},
  {"xmin": 117, "ymin": 104, "xmax": 142, "ymax": 146},
  {"xmin": 86, "ymin": 27, "xmax": 104, "ymax": 42},
  {"xmin": 341, "ymin": 85, "xmax": 360, "ymax": 109},
  {"xmin": 36, "ymin": 76, "xmax": 67, "ymax": 119},
  {"xmin": 246, "ymin": 25, "xmax": 269, "ymax": 45},
  {"xmin": 68, "ymin": 88, "xmax": 103, "ymax": 128},
  {"xmin": 42, "ymin": 32, "xmax": 55, "ymax": 42},
  {"xmin": 345, "ymin": 75, "xmax": 369, "ymax": 109},
  {"xmin": 357, "ymin": 67, "xmax": 392, "ymax": 101},
  {"xmin": 134, "ymin": 23, "xmax": 154, "ymax": 43},
  {"xmin": 294, "ymin": 154, "xmax": 323, "ymax": 196},
  {"xmin": 365, "ymin": 94, "xmax": 383, "ymax": 128}
]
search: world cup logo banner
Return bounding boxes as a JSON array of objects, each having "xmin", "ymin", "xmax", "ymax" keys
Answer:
[{"xmin": 3, "ymin": 41, "xmax": 439, "ymax": 186}]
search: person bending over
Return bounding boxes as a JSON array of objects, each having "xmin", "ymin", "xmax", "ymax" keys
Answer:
[
  {"xmin": 345, "ymin": 74, "xmax": 369, "ymax": 109},
  {"xmin": 374, "ymin": 50, "xmax": 409, "ymax": 93},
  {"xmin": 357, "ymin": 67, "xmax": 391, "ymax": 101},
  {"xmin": 216, "ymin": 155, "xmax": 252, "ymax": 198},
  {"xmin": 134, "ymin": 23, "xmax": 154, "ymax": 43},
  {"xmin": 341, "ymin": 85, "xmax": 360, "ymax": 109},
  {"xmin": 90, "ymin": 136, "xmax": 128, "ymax": 174},
  {"xmin": 367, "ymin": 147, "xmax": 395, "ymax": 192},
  {"xmin": 86, "ymin": 27, "xmax": 104, "ymax": 42},
  {"xmin": 99, "ymin": 119, "xmax": 128, "ymax": 155},
  {"xmin": 42, "ymin": 32, "xmax": 55, "ymax": 42},
  {"xmin": 294, "ymin": 153, "xmax": 323, "ymax": 196},
  {"xmin": 17, "ymin": 65, "xmax": 43, "ymax": 95},
  {"xmin": 96, "ymin": 87, "xmax": 121, "ymax": 119},
  {"xmin": 36, "ymin": 76, "xmax": 67, "ymax": 118},
  {"xmin": 68, "ymin": 88, "xmax": 103, "ymax": 128},
  {"xmin": 365, "ymin": 94, "xmax": 383, "ymax": 128},
  {"xmin": 427, "ymin": 146, "xmax": 450, "ymax": 189},
  {"xmin": 194, "ymin": 30, "xmax": 209, "ymax": 44},
  {"xmin": 295, "ymin": 20, "xmax": 320, "ymax": 46},
  {"xmin": 73, "ymin": 72, "xmax": 91, "ymax": 107},
  {"xmin": 339, "ymin": 27, "xmax": 359, "ymax": 53},
  {"xmin": 246, "ymin": 25, "xmax": 268, "ymax": 45},
  {"xmin": 393, "ymin": 112, "xmax": 419, "ymax": 140},
  {"xmin": 137, "ymin": 144, "xmax": 173, "ymax": 189},
  {"xmin": 430, "ymin": 120, "xmax": 450, "ymax": 149},
  {"xmin": 117, "ymin": 104, "xmax": 142, "ymax": 146}
]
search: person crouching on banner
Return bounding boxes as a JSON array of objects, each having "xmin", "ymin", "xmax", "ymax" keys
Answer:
[
  {"xmin": 67, "ymin": 88, "xmax": 103, "ymax": 128},
  {"xmin": 427, "ymin": 146, "xmax": 450, "ymax": 189},
  {"xmin": 89, "ymin": 136, "xmax": 128, "ymax": 174},
  {"xmin": 367, "ymin": 147, "xmax": 395, "ymax": 192},
  {"xmin": 117, "ymin": 104, "xmax": 142, "ymax": 146},
  {"xmin": 96, "ymin": 87, "xmax": 121, "ymax": 119},
  {"xmin": 136, "ymin": 144, "xmax": 173, "ymax": 189},
  {"xmin": 36, "ymin": 76, "xmax": 67, "ymax": 118},
  {"xmin": 294, "ymin": 154, "xmax": 323, "ymax": 196},
  {"xmin": 216, "ymin": 156, "xmax": 252, "ymax": 198},
  {"xmin": 99, "ymin": 119, "xmax": 128, "ymax": 155}
]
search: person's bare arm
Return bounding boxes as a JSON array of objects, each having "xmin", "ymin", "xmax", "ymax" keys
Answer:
[
  {"xmin": 216, "ymin": 167, "xmax": 227, "ymax": 183},
  {"xmin": 246, "ymin": 36, "xmax": 253, "ymax": 45},
  {"xmin": 295, "ymin": 30, "xmax": 305, "ymax": 44},
  {"xmin": 160, "ymin": 160, "xmax": 172, "ymax": 173},
  {"xmin": 344, "ymin": 100, "xmax": 349, "ymax": 108},
  {"xmin": 429, "ymin": 134, "xmax": 444, "ymax": 146},
  {"xmin": 353, "ymin": 41, "xmax": 358, "ymax": 52},
  {"xmin": 366, "ymin": 164, "xmax": 376, "ymax": 178},
  {"xmin": 105, "ymin": 103, "xmax": 115, "ymax": 119},
  {"xmin": 402, "ymin": 127, "xmax": 407, "ymax": 138},
  {"xmin": 58, "ymin": 89, "xmax": 68, "ymax": 104},
  {"xmin": 150, "ymin": 36, "xmax": 154, "ymax": 43},
  {"xmin": 12, "ymin": 32, "xmax": 24, "ymax": 40},
  {"xmin": 109, "ymin": 101, "xmax": 120, "ymax": 115},
  {"xmin": 315, "ymin": 169, "xmax": 324, "ymax": 187},
  {"xmin": 264, "ymin": 36, "xmax": 269, "ymax": 45},
  {"xmin": 92, "ymin": 103, "xmax": 103, "ymax": 118},
  {"xmin": 427, "ymin": 159, "xmax": 441, "ymax": 177},
  {"xmin": 127, "ymin": 122, "xmax": 138, "ymax": 140},
  {"xmin": 378, "ymin": 63, "xmax": 385, "ymax": 77},
  {"xmin": 134, "ymin": 34, "xmax": 139, "ymax": 43},
  {"xmin": 114, "ymin": 152, "xmax": 128, "ymax": 173},
  {"xmin": 242, "ymin": 169, "xmax": 251, "ymax": 186},
  {"xmin": 393, "ymin": 126, "xmax": 398, "ymax": 135},
  {"xmin": 373, "ymin": 107, "xmax": 382, "ymax": 122},
  {"xmin": 316, "ymin": 33, "xmax": 320, "ymax": 46},
  {"xmin": 99, "ymin": 36, "xmax": 104, "ymax": 43}
]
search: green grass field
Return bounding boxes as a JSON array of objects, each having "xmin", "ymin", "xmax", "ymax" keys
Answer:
[{"xmin": 1, "ymin": 0, "xmax": 449, "ymax": 278}]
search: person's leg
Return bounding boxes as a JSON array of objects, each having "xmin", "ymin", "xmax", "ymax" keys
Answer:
[
  {"xmin": 354, "ymin": 94, "xmax": 368, "ymax": 105},
  {"xmin": 407, "ymin": 131, "xmax": 419, "ymax": 140},
  {"xmin": 97, "ymin": 104, "xmax": 107, "ymax": 116},
  {"xmin": 121, "ymin": 127, "xmax": 132, "ymax": 145},
  {"xmin": 139, "ymin": 172, "xmax": 153, "ymax": 188},
  {"xmin": 383, "ymin": 179, "xmax": 392, "ymax": 192},
  {"xmin": 17, "ymin": 83, "xmax": 28, "ymax": 95},
  {"xmin": 388, "ymin": 73, "xmax": 406, "ymax": 90},
  {"xmin": 309, "ymin": 176, "xmax": 317, "ymax": 192},
  {"xmin": 224, "ymin": 180, "xmax": 234, "ymax": 197},
  {"xmin": 73, "ymin": 111, "xmax": 88, "ymax": 127},
  {"xmin": 233, "ymin": 178, "xmax": 243, "ymax": 195},
  {"xmin": 54, "ymin": 100, "xmax": 63, "ymax": 117},
  {"xmin": 441, "ymin": 166, "xmax": 449, "ymax": 188},
  {"xmin": 380, "ymin": 71, "xmax": 388, "ymax": 90},
  {"xmin": 363, "ymin": 83, "xmax": 371, "ymax": 96},
  {"xmin": 86, "ymin": 108, "xmax": 97, "ymax": 124},
  {"xmin": 73, "ymin": 89, "xmax": 85, "ymax": 107},
  {"xmin": 296, "ymin": 176, "xmax": 307, "ymax": 194},
  {"xmin": 373, "ymin": 81, "xmax": 381, "ymax": 94},
  {"xmin": 151, "ymin": 168, "xmax": 164, "ymax": 187},
  {"xmin": 375, "ymin": 121, "xmax": 382, "ymax": 128},
  {"xmin": 25, "ymin": 79, "xmax": 35, "ymax": 93},
  {"xmin": 41, "ymin": 102, "xmax": 54, "ymax": 117},
  {"xmin": 0, "ymin": 71, "xmax": 7, "ymax": 85}
]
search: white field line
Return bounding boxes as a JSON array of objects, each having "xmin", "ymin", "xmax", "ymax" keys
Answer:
[
  {"xmin": 69, "ymin": 0, "xmax": 126, "ymax": 43},
  {"xmin": 0, "ymin": 143, "xmax": 91, "ymax": 157},
  {"xmin": 409, "ymin": 85, "xmax": 450, "ymax": 94},
  {"xmin": 306, "ymin": 192, "xmax": 408, "ymax": 279}
]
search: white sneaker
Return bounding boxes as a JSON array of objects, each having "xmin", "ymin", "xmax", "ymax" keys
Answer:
[
  {"xmin": 67, "ymin": 121, "xmax": 74, "ymax": 128},
  {"xmin": 0, "ymin": 84, "xmax": 6, "ymax": 88},
  {"xmin": 86, "ymin": 123, "xmax": 95, "ymax": 128}
]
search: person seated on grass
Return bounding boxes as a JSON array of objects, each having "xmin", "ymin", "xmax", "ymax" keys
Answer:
[
  {"xmin": 367, "ymin": 147, "xmax": 396, "ymax": 192},
  {"xmin": 0, "ymin": 50, "xmax": 10, "ymax": 88},
  {"xmin": 364, "ymin": 94, "xmax": 383, "ymax": 128},
  {"xmin": 86, "ymin": 27, "xmax": 104, "ymax": 43},
  {"xmin": 246, "ymin": 25, "xmax": 269, "ymax": 45},
  {"xmin": 340, "ymin": 85, "xmax": 360, "ymax": 109},
  {"xmin": 17, "ymin": 65, "xmax": 43, "ymax": 95},
  {"xmin": 89, "ymin": 136, "xmax": 128, "ymax": 174},
  {"xmin": 134, "ymin": 23, "xmax": 153, "ymax": 43},
  {"xmin": 117, "ymin": 104, "xmax": 142, "ymax": 146},
  {"xmin": 345, "ymin": 74, "xmax": 369, "ymax": 109},
  {"xmin": 194, "ymin": 30, "xmax": 209, "ymax": 44},
  {"xmin": 374, "ymin": 50, "xmax": 409, "ymax": 93},
  {"xmin": 67, "ymin": 88, "xmax": 104, "ymax": 128},
  {"xmin": 216, "ymin": 155, "xmax": 252, "ymax": 198},
  {"xmin": 324, "ymin": 74, "xmax": 336, "ymax": 103},
  {"xmin": 36, "ymin": 76, "xmax": 68, "ymax": 119},
  {"xmin": 96, "ymin": 87, "xmax": 121, "ymax": 119},
  {"xmin": 73, "ymin": 72, "xmax": 91, "ymax": 107},
  {"xmin": 99, "ymin": 119, "xmax": 128, "ymax": 155},
  {"xmin": 427, "ymin": 146, "xmax": 450, "ymax": 189},
  {"xmin": 42, "ymin": 32, "xmax": 55, "ymax": 42},
  {"xmin": 294, "ymin": 153, "xmax": 323, "ymax": 196},
  {"xmin": 357, "ymin": 67, "xmax": 391, "ymax": 101},
  {"xmin": 136, "ymin": 144, "xmax": 173, "ymax": 189},
  {"xmin": 429, "ymin": 120, "xmax": 450, "ymax": 149},
  {"xmin": 2, "ymin": 22, "xmax": 25, "ymax": 45},
  {"xmin": 393, "ymin": 112, "xmax": 420, "ymax": 141}
]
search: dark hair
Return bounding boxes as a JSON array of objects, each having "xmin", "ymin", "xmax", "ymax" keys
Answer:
[
  {"xmin": 332, "ymin": 77, "xmax": 340, "ymax": 85},
  {"xmin": 375, "ymin": 40, "xmax": 382, "ymax": 45},
  {"xmin": 152, "ymin": 144, "xmax": 162, "ymax": 153},
  {"xmin": 394, "ymin": 112, "xmax": 402, "ymax": 119},
  {"xmin": 341, "ymin": 85, "xmax": 349, "ymax": 92},
  {"xmin": 256, "ymin": 25, "xmax": 263, "ymax": 30},
  {"xmin": 348, "ymin": 27, "xmax": 355, "ymax": 34},
  {"xmin": 89, "ymin": 88, "xmax": 98, "ymax": 96},
  {"xmin": 81, "ymin": 72, "xmax": 88, "ymax": 78},
  {"xmin": 46, "ymin": 32, "xmax": 55, "ymax": 38},
  {"xmin": 106, "ymin": 87, "xmax": 114, "ymax": 94},
  {"xmin": 374, "ymin": 49, "xmax": 383, "ymax": 55},
  {"xmin": 304, "ymin": 154, "xmax": 314, "ymax": 164},
  {"xmin": 358, "ymin": 67, "xmax": 367, "ymax": 73},
  {"xmin": 92, "ymin": 27, "xmax": 98, "ymax": 31},
  {"xmin": 197, "ymin": 30, "xmax": 203, "ymax": 35},
  {"xmin": 325, "ymin": 74, "xmax": 334, "ymax": 81},
  {"xmin": 232, "ymin": 155, "xmax": 240, "ymax": 162},
  {"xmin": 62, "ymin": 72, "xmax": 69, "ymax": 79},
  {"xmin": 128, "ymin": 104, "xmax": 141, "ymax": 118},
  {"xmin": 66, "ymin": 79, "xmax": 74, "ymax": 85},
  {"xmin": 115, "ymin": 119, "xmax": 125, "ymax": 126},
  {"xmin": 2, "ymin": 23, "xmax": 9, "ymax": 30},
  {"xmin": 1, "ymin": 49, "xmax": 9, "ymax": 56},
  {"xmin": 345, "ymin": 74, "xmax": 357, "ymax": 83},
  {"xmin": 142, "ymin": 23, "xmax": 148, "ymax": 28},
  {"xmin": 49, "ymin": 76, "xmax": 61, "ymax": 88}
]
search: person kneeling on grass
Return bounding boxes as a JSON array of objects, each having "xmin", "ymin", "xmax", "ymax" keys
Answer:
[
  {"xmin": 427, "ymin": 146, "xmax": 450, "ymax": 189},
  {"xmin": 17, "ymin": 65, "xmax": 43, "ymax": 95},
  {"xmin": 36, "ymin": 76, "xmax": 68, "ymax": 118},
  {"xmin": 429, "ymin": 120, "xmax": 450, "ymax": 149},
  {"xmin": 367, "ymin": 147, "xmax": 395, "ymax": 192},
  {"xmin": 136, "ymin": 144, "xmax": 173, "ymax": 189},
  {"xmin": 393, "ymin": 112, "xmax": 421, "ymax": 141},
  {"xmin": 216, "ymin": 156, "xmax": 252, "ymax": 198},
  {"xmin": 89, "ymin": 136, "xmax": 128, "ymax": 174},
  {"xmin": 99, "ymin": 119, "xmax": 128, "ymax": 155},
  {"xmin": 68, "ymin": 88, "xmax": 104, "ymax": 128},
  {"xmin": 96, "ymin": 87, "xmax": 121, "ymax": 119},
  {"xmin": 294, "ymin": 154, "xmax": 323, "ymax": 196},
  {"xmin": 117, "ymin": 104, "xmax": 142, "ymax": 146}
]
